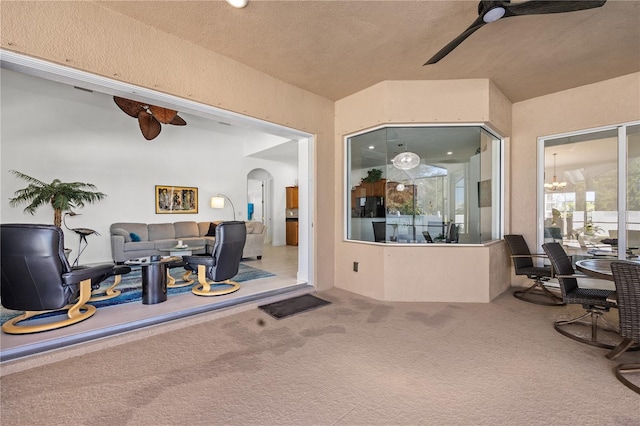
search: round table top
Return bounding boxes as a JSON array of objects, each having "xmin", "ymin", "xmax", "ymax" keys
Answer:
[{"xmin": 575, "ymin": 258, "xmax": 640, "ymax": 281}]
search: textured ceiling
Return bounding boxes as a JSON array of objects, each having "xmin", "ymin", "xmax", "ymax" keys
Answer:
[{"xmin": 95, "ymin": 0, "xmax": 640, "ymax": 102}]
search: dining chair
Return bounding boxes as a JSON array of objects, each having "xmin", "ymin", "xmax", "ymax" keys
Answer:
[
  {"xmin": 504, "ymin": 235, "xmax": 562, "ymax": 306},
  {"xmin": 606, "ymin": 261, "xmax": 640, "ymax": 394},
  {"xmin": 542, "ymin": 242, "xmax": 620, "ymax": 349}
]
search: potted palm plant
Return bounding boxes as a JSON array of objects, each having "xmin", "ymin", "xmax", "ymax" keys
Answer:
[{"xmin": 8, "ymin": 170, "xmax": 106, "ymax": 227}]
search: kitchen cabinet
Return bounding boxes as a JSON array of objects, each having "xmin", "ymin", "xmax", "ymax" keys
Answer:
[
  {"xmin": 286, "ymin": 219, "xmax": 298, "ymax": 246},
  {"xmin": 286, "ymin": 186, "xmax": 298, "ymax": 209}
]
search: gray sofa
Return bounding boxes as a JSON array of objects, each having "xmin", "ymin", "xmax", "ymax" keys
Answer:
[{"xmin": 110, "ymin": 221, "xmax": 266, "ymax": 263}]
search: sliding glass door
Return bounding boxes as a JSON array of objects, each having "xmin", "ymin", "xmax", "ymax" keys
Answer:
[{"xmin": 538, "ymin": 122, "xmax": 640, "ymax": 259}]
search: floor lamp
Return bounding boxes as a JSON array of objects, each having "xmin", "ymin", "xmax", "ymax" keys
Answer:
[{"xmin": 211, "ymin": 194, "xmax": 236, "ymax": 220}]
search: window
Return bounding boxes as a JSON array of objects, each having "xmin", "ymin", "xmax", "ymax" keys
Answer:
[{"xmin": 346, "ymin": 126, "xmax": 503, "ymax": 244}]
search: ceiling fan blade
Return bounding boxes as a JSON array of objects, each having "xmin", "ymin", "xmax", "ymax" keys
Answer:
[
  {"xmin": 113, "ymin": 96, "xmax": 143, "ymax": 118},
  {"xmin": 169, "ymin": 115, "xmax": 187, "ymax": 126},
  {"xmin": 424, "ymin": 16, "xmax": 485, "ymax": 65},
  {"xmin": 148, "ymin": 105, "xmax": 178, "ymax": 124},
  {"xmin": 137, "ymin": 111, "xmax": 161, "ymax": 140},
  {"xmin": 504, "ymin": 0, "xmax": 606, "ymax": 17}
]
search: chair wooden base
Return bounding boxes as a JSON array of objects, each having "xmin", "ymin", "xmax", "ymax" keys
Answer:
[
  {"xmin": 89, "ymin": 274, "xmax": 122, "ymax": 302},
  {"xmin": 513, "ymin": 279, "xmax": 565, "ymax": 306},
  {"xmin": 554, "ymin": 309, "xmax": 623, "ymax": 349},
  {"xmin": 614, "ymin": 363, "xmax": 640, "ymax": 394},
  {"xmin": 191, "ymin": 264, "xmax": 240, "ymax": 296},
  {"xmin": 1, "ymin": 278, "xmax": 96, "ymax": 334},
  {"xmin": 167, "ymin": 270, "xmax": 194, "ymax": 288}
]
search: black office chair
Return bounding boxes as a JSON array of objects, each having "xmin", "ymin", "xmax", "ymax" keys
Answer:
[
  {"xmin": 542, "ymin": 242, "xmax": 620, "ymax": 349},
  {"xmin": 183, "ymin": 221, "xmax": 246, "ymax": 296},
  {"xmin": 606, "ymin": 261, "xmax": 640, "ymax": 394},
  {"xmin": 1, "ymin": 223, "xmax": 118, "ymax": 334},
  {"xmin": 504, "ymin": 235, "xmax": 562, "ymax": 306},
  {"xmin": 372, "ymin": 222, "xmax": 386, "ymax": 242}
]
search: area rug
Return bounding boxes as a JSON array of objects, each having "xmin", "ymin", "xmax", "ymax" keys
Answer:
[
  {"xmin": 0, "ymin": 263, "xmax": 275, "ymax": 324},
  {"xmin": 259, "ymin": 294, "xmax": 330, "ymax": 319}
]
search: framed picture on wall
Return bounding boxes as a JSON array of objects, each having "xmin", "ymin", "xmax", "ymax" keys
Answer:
[{"xmin": 155, "ymin": 185, "xmax": 198, "ymax": 214}]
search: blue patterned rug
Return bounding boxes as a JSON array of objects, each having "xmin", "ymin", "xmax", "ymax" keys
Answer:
[{"xmin": 0, "ymin": 263, "xmax": 275, "ymax": 324}]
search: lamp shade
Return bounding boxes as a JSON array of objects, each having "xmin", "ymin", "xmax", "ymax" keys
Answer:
[{"xmin": 211, "ymin": 196, "xmax": 225, "ymax": 209}]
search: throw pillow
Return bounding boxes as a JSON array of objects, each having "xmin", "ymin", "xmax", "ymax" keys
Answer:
[
  {"xmin": 130, "ymin": 232, "xmax": 141, "ymax": 242},
  {"xmin": 206, "ymin": 222, "xmax": 217, "ymax": 236},
  {"xmin": 246, "ymin": 226, "xmax": 254, "ymax": 234},
  {"xmin": 112, "ymin": 228, "xmax": 132, "ymax": 242}
]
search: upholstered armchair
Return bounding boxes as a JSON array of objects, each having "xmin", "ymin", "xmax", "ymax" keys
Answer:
[
  {"xmin": 182, "ymin": 221, "xmax": 246, "ymax": 296},
  {"xmin": 1, "ymin": 224, "xmax": 120, "ymax": 334}
]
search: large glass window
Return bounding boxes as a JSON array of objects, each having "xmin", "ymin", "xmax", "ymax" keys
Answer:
[
  {"xmin": 346, "ymin": 126, "xmax": 502, "ymax": 244},
  {"xmin": 540, "ymin": 122, "xmax": 640, "ymax": 259}
]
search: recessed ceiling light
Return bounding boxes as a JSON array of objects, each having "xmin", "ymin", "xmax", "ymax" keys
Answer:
[
  {"xmin": 369, "ymin": 146, "xmax": 375, "ymax": 149},
  {"xmin": 447, "ymin": 151, "xmax": 453, "ymax": 155}
]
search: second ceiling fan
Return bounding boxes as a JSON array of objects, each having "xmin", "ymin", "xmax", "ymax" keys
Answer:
[{"xmin": 424, "ymin": 0, "xmax": 607, "ymax": 65}]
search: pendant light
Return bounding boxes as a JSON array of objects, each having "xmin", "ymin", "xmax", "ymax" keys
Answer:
[{"xmin": 544, "ymin": 153, "xmax": 567, "ymax": 191}]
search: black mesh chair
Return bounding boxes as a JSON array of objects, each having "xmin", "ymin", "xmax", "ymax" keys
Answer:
[
  {"xmin": 606, "ymin": 261, "xmax": 640, "ymax": 394},
  {"xmin": 1, "ymin": 224, "xmax": 119, "ymax": 334},
  {"xmin": 183, "ymin": 221, "xmax": 246, "ymax": 296},
  {"xmin": 504, "ymin": 235, "xmax": 562, "ymax": 305},
  {"xmin": 542, "ymin": 242, "xmax": 620, "ymax": 349}
]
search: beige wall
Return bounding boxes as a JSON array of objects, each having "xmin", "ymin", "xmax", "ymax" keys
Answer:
[
  {"xmin": 1, "ymin": 1, "xmax": 336, "ymax": 291},
  {"xmin": 3, "ymin": 2, "xmax": 638, "ymax": 301},
  {"xmin": 511, "ymin": 72, "xmax": 640, "ymax": 248},
  {"xmin": 335, "ymin": 80, "xmax": 513, "ymax": 302}
]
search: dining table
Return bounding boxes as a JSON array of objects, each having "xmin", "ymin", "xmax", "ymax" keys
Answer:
[
  {"xmin": 575, "ymin": 258, "xmax": 640, "ymax": 281},
  {"xmin": 575, "ymin": 258, "xmax": 640, "ymax": 304}
]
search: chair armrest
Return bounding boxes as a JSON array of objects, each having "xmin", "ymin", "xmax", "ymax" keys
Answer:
[
  {"xmin": 510, "ymin": 254, "xmax": 548, "ymax": 259},
  {"xmin": 183, "ymin": 255, "xmax": 215, "ymax": 270},
  {"xmin": 62, "ymin": 264, "xmax": 115, "ymax": 285}
]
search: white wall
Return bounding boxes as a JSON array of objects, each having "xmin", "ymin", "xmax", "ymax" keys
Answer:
[{"xmin": 1, "ymin": 69, "xmax": 297, "ymax": 263}]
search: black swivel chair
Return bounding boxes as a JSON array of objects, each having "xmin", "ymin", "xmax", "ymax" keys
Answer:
[
  {"xmin": 542, "ymin": 242, "xmax": 620, "ymax": 349},
  {"xmin": 372, "ymin": 222, "xmax": 386, "ymax": 242},
  {"xmin": 183, "ymin": 221, "xmax": 246, "ymax": 296},
  {"xmin": 504, "ymin": 234, "xmax": 562, "ymax": 306},
  {"xmin": 1, "ymin": 223, "xmax": 119, "ymax": 334},
  {"xmin": 606, "ymin": 261, "xmax": 640, "ymax": 394}
]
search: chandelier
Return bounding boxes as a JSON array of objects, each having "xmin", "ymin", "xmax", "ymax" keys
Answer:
[{"xmin": 544, "ymin": 153, "xmax": 567, "ymax": 191}]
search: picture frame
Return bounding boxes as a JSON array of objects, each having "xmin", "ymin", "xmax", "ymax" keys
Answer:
[{"xmin": 155, "ymin": 185, "xmax": 198, "ymax": 214}]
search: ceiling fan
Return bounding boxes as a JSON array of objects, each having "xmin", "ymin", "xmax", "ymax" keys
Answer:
[
  {"xmin": 424, "ymin": 0, "xmax": 607, "ymax": 65},
  {"xmin": 113, "ymin": 96, "xmax": 187, "ymax": 140}
]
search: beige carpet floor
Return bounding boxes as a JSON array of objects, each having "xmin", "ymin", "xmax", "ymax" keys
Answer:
[{"xmin": 1, "ymin": 287, "xmax": 638, "ymax": 425}]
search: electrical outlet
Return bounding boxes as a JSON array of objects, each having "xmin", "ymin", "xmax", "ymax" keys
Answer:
[{"xmin": 353, "ymin": 262, "xmax": 359, "ymax": 272}]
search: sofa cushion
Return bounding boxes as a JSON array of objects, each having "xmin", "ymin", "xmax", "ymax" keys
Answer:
[
  {"xmin": 174, "ymin": 221, "xmax": 199, "ymax": 238},
  {"xmin": 111, "ymin": 223, "xmax": 149, "ymax": 241},
  {"xmin": 197, "ymin": 222, "xmax": 211, "ymax": 237},
  {"xmin": 148, "ymin": 223, "xmax": 175, "ymax": 241},
  {"xmin": 123, "ymin": 241, "xmax": 155, "ymax": 251},
  {"xmin": 206, "ymin": 222, "xmax": 217, "ymax": 236},
  {"xmin": 112, "ymin": 227, "xmax": 132, "ymax": 242}
]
